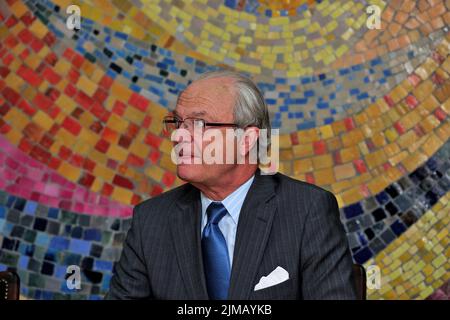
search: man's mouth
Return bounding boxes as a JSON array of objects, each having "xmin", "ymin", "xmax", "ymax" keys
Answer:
[{"xmin": 179, "ymin": 149, "xmax": 200, "ymax": 159}]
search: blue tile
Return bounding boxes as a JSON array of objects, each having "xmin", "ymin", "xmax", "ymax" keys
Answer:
[
  {"xmin": 375, "ymin": 192, "xmax": 389, "ymax": 205},
  {"xmin": 370, "ymin": 57, "xmax": 382, "ymax": 66},
  {"xmin": 351, "ymin": 64, "xmax": 363, "ymax": 71},
  {"xmin": 357, "ymin": 92, "xmax": 369, "ymax": 100},
  {"xmin": 350, "ymin": 88, "xmax": 360, "ymax": 95},
  {"xmin": 84, "ymin": 228, "xmax": 102, "ymax": 242},
  {"xmin": 343, "ymin": 203, "xmax": 364, "ymax": 219},
  {"xmin": 390, "ymin": 220, "xmax": 406, "ymax": 236},
  {"xmin": 19, "ymin": 256, "xmax": 29, "ymax": 269},
  {"xmin": 339, "ymin": 68, "xmax": 350, "ymax": 76},
  {"xmin": 317, "ymin": 101, "xmax": 329, "ymax": 109},
  {"xmin": 55, "ymin": 265, "xmax": 68, "ymax": 279},
  {"xmin": 94, "ymin": 260, "xmax": 113, "ymax": 271},
  {"xmin": 69, "ymin": 239, "xmax": 91, "ymax": 255},
  {"xmin": 35, "ymin": 233, "xmax": 50, "ymax": 247},
  {"xmin": 49, "ymin": 236, "xmax": 70, "ymax": 251},
  {"xmin": 353, "ymin": 247, "xmax": 373, "ymax": 264},
  {"xmin": 324, "ymin": 117, "xmax": 334, "ymax": 124},
  {"xmin": 6, "ymin": 195, "xmax": 15, "ymax": 208},
  {"xmin": 47, "ymin": 208, "xmax": 59, "ymax": 219}
]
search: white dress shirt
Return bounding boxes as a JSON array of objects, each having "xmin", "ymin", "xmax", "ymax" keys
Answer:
[{"xmin": 200, "ymin": 175, "xmax": 255, "ymax": 267}]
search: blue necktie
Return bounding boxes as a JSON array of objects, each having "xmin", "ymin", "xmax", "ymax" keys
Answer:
[{"xmin": 202, "ymin": 202, "xmax": 231, "ymax": 300}]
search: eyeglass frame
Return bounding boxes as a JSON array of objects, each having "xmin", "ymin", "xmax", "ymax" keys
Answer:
[{"xmin": 163, "ymin": 116, "xmax": 241, "ymax": 131}]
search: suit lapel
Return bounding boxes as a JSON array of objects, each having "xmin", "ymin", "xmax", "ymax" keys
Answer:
[
  {"xmin": 170, "ymin": 185, "xmax": 209, "ymax": 299},
  {"xmin": 227, "ymin": 172, "xmax": 278, "ymax": 299}
]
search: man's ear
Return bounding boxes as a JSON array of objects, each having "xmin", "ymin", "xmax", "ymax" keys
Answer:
[{"xmin": 238, "ymin": 126, "xmax": 259, "ymax": 157}]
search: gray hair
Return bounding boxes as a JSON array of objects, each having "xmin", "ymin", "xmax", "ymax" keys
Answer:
[{"xmin": 195, "ymin": 70, "xmax": 271, "ymax": 146}]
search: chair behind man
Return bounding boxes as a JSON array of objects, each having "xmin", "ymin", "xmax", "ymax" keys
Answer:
[
  {"xmin": 353, "ymin": 264, "xmax": 367, "ymax": 300},
  {"xmin": 0, "ymin": 271, "xmax": 20, "ymax": 300}
]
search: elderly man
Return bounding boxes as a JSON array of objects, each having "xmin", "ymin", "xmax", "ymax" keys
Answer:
[{"xmin": 106, "ymin": 71, "xmax": 357, "ymax": 300}]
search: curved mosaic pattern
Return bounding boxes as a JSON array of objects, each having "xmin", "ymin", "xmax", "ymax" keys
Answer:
[
  {"xmin": 0, "ymin": 0, "xmax": 448, "ymax": 300},
  {"xmin": 27, "ymin": 0, "xmax": 445, "ymax": 131},
  {"xmin": 344, "ymin": 141, "xmax": 450, "ymax": 264},
  {"xmin": 223, "ymin": 0, "xmax": 318, "ymax": 18},
  {"xmin": 0, "ymin": 135, "xmax": 132, "ymax": 217},
  {"xmin": 71, "ymin": 0, "xmax": 447, "ymax": 76},
  {"xmin": 365, "ymin": 192, "xmax": 449, "ymax": 299}
]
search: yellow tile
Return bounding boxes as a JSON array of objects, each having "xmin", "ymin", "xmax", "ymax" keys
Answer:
[
  {"xmin": 402, "ymin": 152, "xmax": 428, "ymax": 172},
  {"xmin": 298, "ymin": 130, "xmax": 319, "ymax": 143},
  {"xmin": 384, "ymin": 143, "xmax": 400, "ymax": 157},
  {"xmin": 33, "ymin": 110, "xmax": 54, "ymax": 131},
  {"xmin": 29, "ymin": 19, "xmax": 48, "ymax": 38},
  {"xmin": 57, "ymin": 162, "xmax": 81, "ymax": 182},
  {"xmin": 421, "ymin": 134, "xmax": 442, "ymax": 157},
  {"xmin": 111, "ymin": 186, "xmax": 133, "ymax": 205},
  {"xmin": 159, "ymin": 139, "xmax": 173, "ymax": 155},
  {"xmin": 129, "ymin": 141, "xmax": 150, "ymax": 159},
  {"xmin": 11, "ymin": 0, "xmax": 28, "ymax": 17},
  {"xmin": 107, "ymin": 144, "xmax": 128, "ymax": 162},
  {"xmin": 56, "ymin": 94, "xmax": 77, "ymax": 113},
  {"xmin": 339, "ymin": 146, "xmax": 359, "ymax": 163},
  {"xmin": 431, "ymin": 255, "xmax": 446, "ymax": 268},
  {"xmin": 77, "ymin": 75, "xmax": 98, "ymax": 96},
  {"xmin": 293, "ymin": 159, "xmax": 313, "ymax": 174},
  {"xmin": 159, "ymin": 153, "xmax": 176, "ymax": 172},
  {"xmin": 372, "ymin": 132, "xmax": 387, "ymax": 148},
  {"xmin": 314, "ymin": 168, "xmax": 335, "ymax": 185},
  {"xmin": 293, "ymin": 144, "xmax": 314, "ymax": 157},
  {"xmin": 111, "ymin": 82, "xmax": 132, "ymax": 101},
  {"xmin": 318, "ymin": 125, "xmax": 334, "ymax": 139},
  {"xmin": 107, "ymin": 113, "xmax": 129, "ymax": 132},
  {"xmin": 342, "ymin": 129, "xmax": 365, "ymax": 148},
  {"xmin": 279, "ymin": 134, "xmax": 291, "ymax": 149},
  {"xmin": 312, "ymin": 154, "xmax": 333, "ymax": 169},
  {"xmin": 365, "ymin": 149, "xmax": 387, "ymax": 169},
  {"xmin": 145, "ymin": 164, "xmax": 164, "ymax": 182}
]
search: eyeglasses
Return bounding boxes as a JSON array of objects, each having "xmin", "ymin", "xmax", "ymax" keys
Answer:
[{"xmin": 163, "ymin": 116, "xmax": 238, "ymax": 133}]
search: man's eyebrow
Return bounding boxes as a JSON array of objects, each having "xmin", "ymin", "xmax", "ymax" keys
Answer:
[
  {"xmin": 171, "ymin": 110, "xmax": 210, "ymax": 119},
  {"xmin": 190, "ymin": 111, "xmax": 207, "ymax": 117}
]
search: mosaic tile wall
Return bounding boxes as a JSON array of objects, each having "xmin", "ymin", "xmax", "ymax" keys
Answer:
[{"xmin": 0, "ymin": 0, "xmax": 448, "ymax": 300}]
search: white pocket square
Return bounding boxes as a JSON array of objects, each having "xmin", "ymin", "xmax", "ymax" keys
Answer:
[{"xmin": 254, "ymin": 266, "xmax": 289, "ymax": 291}]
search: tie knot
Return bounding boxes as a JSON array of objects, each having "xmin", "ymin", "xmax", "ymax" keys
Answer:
[{"xmin": 206, "ymin": 202, "xmax": 227, "ymax": 225}]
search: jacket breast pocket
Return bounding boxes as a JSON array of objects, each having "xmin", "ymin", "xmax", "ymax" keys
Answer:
[{"xmin": 250, "ymin": 278, "xmax": 295, "ymax": 300}]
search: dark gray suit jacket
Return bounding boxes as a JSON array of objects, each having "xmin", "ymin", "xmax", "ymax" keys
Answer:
[{"xmin": 106, "ymin": 171, "xmax": 357, "ymax": 300}]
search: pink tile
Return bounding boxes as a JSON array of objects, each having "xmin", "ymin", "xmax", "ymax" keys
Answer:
[{"xmin": 0, "ymin": 135, "xmax": 133, "ymax": 217}]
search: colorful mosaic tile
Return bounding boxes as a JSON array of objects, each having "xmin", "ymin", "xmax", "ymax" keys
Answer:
[
  {"xmin": 0, "ymin": 189, "xmax": 128, "ymax": 299},
  {"xmin": 0, "ymin": 0, "xmax": 448, "ymax": 300},
  {"xmin": 58, "ymin": 0, "xmax": 448, "ymax": 76},
  {"xmin": 0, "ymin": 134, "xmax": 132, "ymax": 217},
  {"xmin": 343, "ymin": 140, "xmax": 450, "ymax": 264},
  {"xmin": 365, "ymin": 191, "xmax": 449, "ymax": 300},
  {"xmin": 27, "ymin": 0, "xmax": 446, "ymax": 131}
]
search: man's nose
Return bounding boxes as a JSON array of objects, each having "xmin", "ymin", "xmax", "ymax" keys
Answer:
[
  {"xmin": 173, "ymin": 127, "xmax": 194, "ymax": 144},
  {"xmin": 179, "ymin": 121, "xmax": 191, "ymax": 130}
]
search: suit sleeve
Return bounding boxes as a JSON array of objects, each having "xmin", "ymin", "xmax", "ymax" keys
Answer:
[
  {"xmin": 300, "ymin": 190, "xmax": 357, "ymax": 300},
  {"xmin": 105, "ymin": 204, "xmax": 153, "ymax": 299}
]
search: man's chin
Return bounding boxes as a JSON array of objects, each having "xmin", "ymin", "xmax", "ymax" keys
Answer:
[{"xmin": 176, "ymin": 164, "xmax": 204, "ymax": 182}]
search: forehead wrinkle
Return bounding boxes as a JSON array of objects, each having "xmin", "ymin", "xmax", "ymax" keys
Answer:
[
  {"xmin": 178, "ymin": 94, "xmax": 215, "ymax": 107},
  {"xmin": 176, "ymin": 77, "xmax": 237, "ymax": 122}
]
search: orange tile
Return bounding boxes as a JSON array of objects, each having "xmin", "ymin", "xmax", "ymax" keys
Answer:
[{"xmin": 334, "ymin": 163, "xmax": 356, "ymax": 181}]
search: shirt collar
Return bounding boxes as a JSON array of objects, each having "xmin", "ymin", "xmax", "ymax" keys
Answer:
[{"xmin": 200, "ymin": 174, "xmax": 255, "ymax": 224}]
